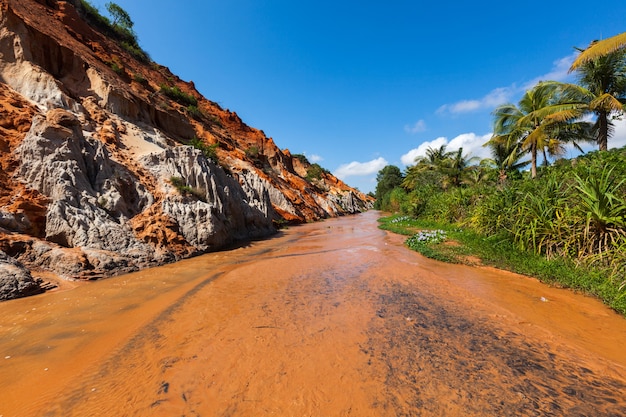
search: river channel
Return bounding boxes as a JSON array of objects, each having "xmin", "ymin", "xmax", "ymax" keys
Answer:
[{"xmin": 1, "ymin": 211, "xmax": 625, "ymax": 416}]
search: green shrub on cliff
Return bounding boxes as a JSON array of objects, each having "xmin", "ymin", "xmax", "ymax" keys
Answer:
[
  {"xmin": 188, "ymin": 137, "xmax": 219, "ymax": 162},
  {"xmin": 305, "ymin": 163, "xmax": 329, "ymax": 181},
  {"xmin": 69, "ymin": 0, "xmax": 151, "ymax": 63},
  {"xmin": 160, "ymin": 84, "xmax": 198, "ymax": 107},
  {"xmin": 170, "ymin": 176, "xmax": 206, "ymax": 202}
]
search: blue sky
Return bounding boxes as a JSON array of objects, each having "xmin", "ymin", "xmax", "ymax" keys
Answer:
[{"xmin": 89, "ymin": 1, "xmax": 626, "ymax": 193}]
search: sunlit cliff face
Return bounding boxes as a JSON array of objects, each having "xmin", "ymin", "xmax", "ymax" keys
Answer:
[{"xmin": 0, "ymin": 0, "xmax": 373, "ymax": 299}]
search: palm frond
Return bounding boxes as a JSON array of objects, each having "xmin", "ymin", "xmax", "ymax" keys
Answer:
[
  {"xmin": 589, "ymin": 93, "xmax": 625, "ymax": 113},
  {"xmin": 570, "ymin": 33, "xmax": 626, "ymax": 70}
]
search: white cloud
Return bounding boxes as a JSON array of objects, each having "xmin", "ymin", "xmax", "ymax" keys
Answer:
[
  {"xmin": 300, "ymin": 152, "xmax": 324, "ymax": 163},
  {"xmin": 334, "ymin": 157, "xmax": 388, "ymax": 179},
  {"xmin": 448, "ymin": 132, "xmax": 493, "ymax": 159},
  {"xmin": 564, "ymin": 116, "xmax": 626, "ymax": 158},
  {"xmin": 438, "ymin": 53, "xmax": 578, "ymax": 116},
  {"xmin": 522, "ymin": 53, "xmax": 577, "ymax": 90},
  {"xmin": 401, "ymin": 133, "xmax": 492, "ymax": 166},
  {"xmin": 400, "ymin": 137, "xmax": 448, "ymax": 165},
  {"xmin": 610, "ymin": 117, "xmax": 626, "ymax": 149},
  {"xmin": 437, "ymin": 87, "xmax": 514, "ymax": 115},
  {"xmin": 404, "ymin": 119, "xmax": 427, "ymax": 134}
]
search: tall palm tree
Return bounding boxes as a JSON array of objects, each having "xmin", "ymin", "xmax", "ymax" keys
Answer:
[
  {"xmin": 491, "ymin": 81, "xmax": 590, "ymax": 179},
  {"xmin": 569, "ymin": 48, "xmax": 626, "ymax": 151}
]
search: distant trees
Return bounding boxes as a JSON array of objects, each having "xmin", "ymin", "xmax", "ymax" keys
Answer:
[
  {"xmin": 374, "ymin": 165, "xmax": 403, "ymax": 210},
  {"xmin": 402, "ymin": 145, "xmax": 480, "ymax": 190}
]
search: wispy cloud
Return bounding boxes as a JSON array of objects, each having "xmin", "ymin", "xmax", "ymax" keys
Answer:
[
  {"xmin": 401, "ymin": 133, "xmax": 492, "ymax": 165},
  {"xmin": 299, "ymin": 152, "xmax": 324, "ymax": 163},
  {"xmin": 522, "ymin": 52, "xmax": 577, "ymax": 90},
  {"xmin": 437, "ymin": 87, "xmax": 513, "ymax": 115},
  {"xmin": 404, "ymin": 119, "xmax": 427, "ymax": 134},
  {"xmin": 437, "ymin": 53, "xmax": 578, "ymax": 116},
  {"xmin": 334, "ymin": 157, "xmax": 388, "ymax": 179}
]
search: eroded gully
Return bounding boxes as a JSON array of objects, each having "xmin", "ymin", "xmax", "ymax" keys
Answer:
[{"xmin": 1, "ymin": 211, "xmax": 625, "ymax": 416}]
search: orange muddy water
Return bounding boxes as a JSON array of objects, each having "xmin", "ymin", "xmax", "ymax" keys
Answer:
[{"xmin": 1, "ymin": 211, "xmax": 626, "ymax": 416}]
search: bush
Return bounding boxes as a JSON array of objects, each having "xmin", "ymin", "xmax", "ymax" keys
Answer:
[
  {"xmin": 305, "ymin": 163, "xmax": 329, "ymax": 181},
  {"xmin": 170, "ymin": 176, "xmax": 206, "ymax": 202},
  {"xmin": 186, "ymin": 105, "xmax": 203, "ymax": 120},
  {"xmin": 246, "ymin": 146, "xmax": 259, "ymax": 157},
  {"xmin": 160, "ymin": 84, "xmax": 198, "ymax": 107},
  {"xmin": 188, "ymin": 137, "xmax": 218, "ymax": 162},
  {"xmin": 292, "ymin": 154, "xmax": 310, "ymax": 164},
  {"xmin": 69, "ymin": 0, "xmax": 151, "ymax": 63},
  {"xmin": 133, "ymin": 72, "xmax": 148, "ymax": 85},
  {"xmin": 109, "ymin": 61, "xmax": 124, "ymax": 75}
]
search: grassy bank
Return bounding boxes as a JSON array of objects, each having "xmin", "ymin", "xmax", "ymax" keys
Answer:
[{"xmin": 378, "ymin": 214, "xmax": 626, "ymax": 317}]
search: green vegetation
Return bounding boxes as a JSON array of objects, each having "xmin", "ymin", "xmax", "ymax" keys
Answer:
[
  {"xmin": 245, "ymin": 145, "xmax": 260, "ymax": 159},
  {"xmin": 305, "ymin": 163, "xmax": 329, "ymax": 181},
  {"xmin": 170, "ymin": 176, "xmax": 206, "ymax": 202},
  {"xmin": 69, "ymin": 1, "xmax": 151, "ymax": 63},
  {"xmin": 376, "ymin": 40, "xmax": 626, "ymax": 315},
  {"xmin": 290, "ymin": 154, "xmax": 331, "ymax": 182},
  {"xmin": 159, "ymin": 84, "xmax": 198, "ymax": 107},
  {"xmin": 109, "ymin": 60, "xmax": 124, "ymax": 75},
  {"xmin": 132, "ymin": 72, "xmax": 148, "ymax": 85},
  {"xmin": 374, "ymin": 165, "xmax": 403, "ymax": 210},
  {"xmin": 186, "ymin": 105, "xmax": 204, "ymax": 120},
  {"xmin": 379, "ymin": 211, "xmax": 626, "ymax": 316},
  {"xmin": 292, "ymin": 154, "xmax": 310, "ymax": 164},
  {"xmin": 188, "ymin": 137, "xmax": 219, "ymax": 162}
]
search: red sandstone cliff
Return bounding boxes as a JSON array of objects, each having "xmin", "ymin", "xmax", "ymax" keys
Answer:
[{"xmin": 0, "ymin": 0, "xmax": 373, "ymax": 300}]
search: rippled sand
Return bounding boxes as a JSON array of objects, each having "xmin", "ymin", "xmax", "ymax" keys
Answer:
[{"xmin": 1, "ymin": 211, "xmax": 625, "ymax": 416}]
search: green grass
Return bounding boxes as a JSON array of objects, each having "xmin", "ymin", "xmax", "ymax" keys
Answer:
[{"xmin": 378, "ymin": 214, "xmax": 626, "ymax": 316}]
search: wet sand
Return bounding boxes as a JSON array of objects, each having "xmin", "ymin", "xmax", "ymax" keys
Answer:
[{"xmin": 0, "ymin": 211, "xmax": 625, "ymax": 416}]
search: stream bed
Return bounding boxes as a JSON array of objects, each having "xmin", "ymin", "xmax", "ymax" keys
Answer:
[{"xmin": 1, "ymin": 211, "xmax": 625, "ymax": 416}]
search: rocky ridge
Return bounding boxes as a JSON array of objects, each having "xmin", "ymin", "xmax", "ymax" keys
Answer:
[{"xmin": 0, "ymin": 0, "xmax": 373, "ymax": 300}]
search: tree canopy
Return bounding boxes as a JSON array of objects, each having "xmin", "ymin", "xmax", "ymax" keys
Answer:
[{"xmin": 106, "ymin": 2, "xmax": 134, "ymax": 32}]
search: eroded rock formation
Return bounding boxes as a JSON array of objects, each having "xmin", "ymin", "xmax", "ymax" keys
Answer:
[{"xmin": 0, "ymin": 0, "xmax": 373, "ymax": 300}]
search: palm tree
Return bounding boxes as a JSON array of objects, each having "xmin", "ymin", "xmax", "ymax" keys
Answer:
[
  {"xmin": 401, "ymin": 145, "xmax": 450, "ymax": 190},
  {"xmin": 483, "ymin": 134, "xmax": 530, "ymax": 184},
  {"xmin": 569, "ymin": 48, "xmax": 626, "ymax": 151},
  {"xmin": 440, "ymin": 147, "xmax": 479, "ymax": 188},
  {"xmin": 491, "ymin": 81, "xmax": 590, "ymax": 178}
]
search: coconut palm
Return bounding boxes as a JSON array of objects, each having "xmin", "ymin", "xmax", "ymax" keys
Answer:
[
  {"xmin": 491, "ymin": 81, "xmax": 590, "ymax": 178},
  {"xmin": 569, "ymin": 48, "xmax": 626, "ymax": 151},
  {"xmin": 401, "ymin": 145, "xmax": 451, "ymax": 190},
  {"xmin": 484, "ymin": 132, "xmax": 530, "ymax": 184},
  {"xmin": 440, "ymin": 147, "xmax": 479, "ymax": 188}
]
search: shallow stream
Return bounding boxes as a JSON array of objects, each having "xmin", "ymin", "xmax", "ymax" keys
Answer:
[{"xmin": 1, "ymin": 211, "xmax": 625, "ymax": 416}]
